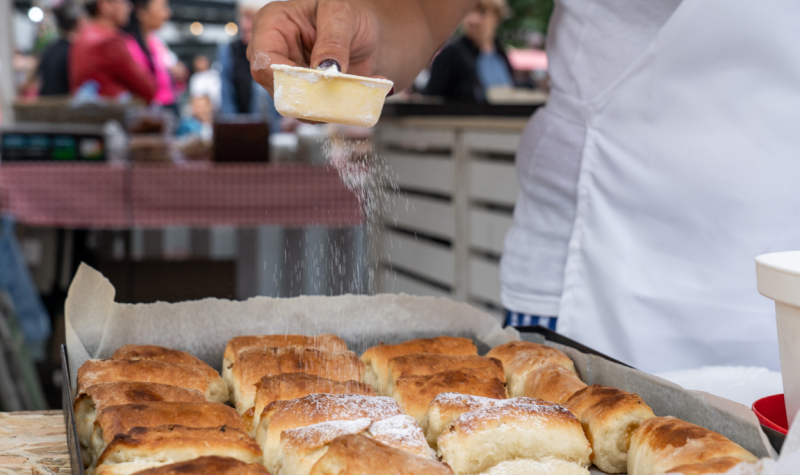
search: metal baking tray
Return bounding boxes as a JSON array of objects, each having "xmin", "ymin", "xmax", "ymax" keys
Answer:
[{"xmin": 60, "ymin": 326, "xmax": 784, "ymax": 474}]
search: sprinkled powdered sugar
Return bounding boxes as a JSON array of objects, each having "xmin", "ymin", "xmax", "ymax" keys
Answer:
[
  {"xmin": 368, "ymin": 415, "xmax": 432, "ymax": 458},
  {"xmin": 281, "ymin": 418, "xmax": 372, "ymax": 449},
  {"xmin": 450, "ymin": 403, "xmax": 578, "ymax": 436},
  {"xmin": 431, "ymin": 393, "xmax": 553, "ymax": 411},
  {"xmin": 267, "ymin": 394, "xmax": 404, "ymax": 424}
]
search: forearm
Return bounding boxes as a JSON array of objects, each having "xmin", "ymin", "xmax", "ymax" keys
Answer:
[{"xmin": 373, "ymin": 0, "xmax": 477, "ymax": 90}]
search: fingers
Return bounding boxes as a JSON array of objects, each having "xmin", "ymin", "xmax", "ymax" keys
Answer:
[
  {"xmin": 247, "ymin": 2, "xmax": 314, "ymax": 95},
  {"xmin": 309, "ymin": 0, "xmax": 357, "ymax": 73}
]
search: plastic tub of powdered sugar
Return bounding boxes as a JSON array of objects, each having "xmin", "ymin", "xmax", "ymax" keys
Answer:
[{"xmin": 271, "ymin": 64, "xmax": 393, "ymax": 127}]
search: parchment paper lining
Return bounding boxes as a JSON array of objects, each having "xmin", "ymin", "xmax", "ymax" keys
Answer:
[{"xmin": 65, "ymin": 263, "xmax": 773, "ymax": 460}]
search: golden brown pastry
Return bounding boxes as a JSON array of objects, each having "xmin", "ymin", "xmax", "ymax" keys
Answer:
[
  {"xmin": 275, "ymin": 415, "xmax": 433, "ymax": 475},
  {"xmin": 90, "ymin": 402, "xmax": 245, "ymax": 467},
  {"xmin": 111, "ymin": 345, "xmax": 219, "ymax": 382},
  {"xmin": 486, "ymin": 341, "xmax": 576, "ymax": 397},
  {"xmin": 565, "ymin": 385, "xmax": 656, "ymax": 473},
  {"xmin": 361, "ymin": 337, "xmax": 477, "ymax": 395},
  {"xmin": 385, "ymin": 354, "xmax": 505, "ymax": 395},
  {"xmin": 228, "ymin": 347, "xmax": 364, "ymax": 417},
  {"xmin": 665, "ymin": 457, "xmax": 752, "ymax": 475},
  {"xmin": 222, "ymin": 334, "xmax": 348, "ymax": 391},
  {"xmin": 627, "ymin": 417, "xmax": 758, "ymax": 475},
  {"xmin": 74, "ymin": 382, "xmax": 206, "ymax": 467},
  {"xmin": 77, "ymin": 359, "xmax": 228, "ymax": 403},
  {"xmin": 391, "ymin": 367, "xmax": 507, "ymax": 423},
  {"xmin": 478, "ymin": 458, "xmax": 590, "ymax": 475},
  {"xmin": 245, "ymin": 373, "xmax": 375, "ymax": 437},
  {"xmin": 100, "ymin": 456, "xmax": 270, "ymax": 475},
  {"xmin": 437, "ymin": 403, "xmax": 592, "ymax": 475},
  {"xmin": 256, "ymin": 394, "xmax": 404, "ymax": 474},
  {"xmin": 93, "ymin": 425, "xmax": 261, "ymax": 475},
  {"xmin": 308, "ymin": 434, "xmax": 454, "ymax": 475},
  {"xmin": 520, "ymin": 363, "xmax": 587, "ymax": 404},
  {"xmin": 422, "ymin": 393, "xmax": 554, "ymax": 448}
]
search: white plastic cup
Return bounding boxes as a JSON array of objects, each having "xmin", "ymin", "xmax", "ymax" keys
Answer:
[{"xmin": 756, "ymin": 251, "xmax": 800, "ymax": 427}]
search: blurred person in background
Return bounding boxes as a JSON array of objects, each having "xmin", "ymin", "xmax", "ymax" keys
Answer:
[
  {"xmin": 123, "ymin": 0, "xmax": 176, "ymax": 111},
  {"xmin": 38, "ymin": 1, "xmax": 85, "ymax": 96},
  {"xmin": 71, "ymin": 0, "xmax": 155, "ymax": 101},
  {"xmin": 424, "ymin": 0, "xmax": 515, "ymax": 102},
  {"xmin": 219, "ymin": 0, "xmax": 282, "ymax": 133},
  {"xmin": 190, "ymin": 55, "xmax": 221, "ymax": 110}
]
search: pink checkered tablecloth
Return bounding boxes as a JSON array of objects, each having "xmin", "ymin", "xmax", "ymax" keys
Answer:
[{"xmin": 0, "ymin": 162, "xmax": 363, "ymax": 228}]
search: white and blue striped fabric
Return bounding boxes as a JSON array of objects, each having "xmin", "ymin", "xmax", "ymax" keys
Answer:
[{"xmin": 504, "ymin": 310, "xmax": 558, "ymax": 331}]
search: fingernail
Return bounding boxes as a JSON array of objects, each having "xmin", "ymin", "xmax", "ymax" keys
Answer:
[{"xmin": 317, "ymin": 59, "xmax": 341, "ymax": 72}]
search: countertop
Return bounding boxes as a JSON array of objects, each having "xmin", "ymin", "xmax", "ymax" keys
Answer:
[{"xmin": 0, "ymin": 411, "xmax": 70, "ymax": 475}]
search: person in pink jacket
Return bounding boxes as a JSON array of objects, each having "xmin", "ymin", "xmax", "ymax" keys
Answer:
[{"xmin": 123, "ymin": 0, "xmax": 174, "ymax": 107}]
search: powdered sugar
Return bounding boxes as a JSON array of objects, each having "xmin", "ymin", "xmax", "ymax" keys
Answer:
[
  {"xmin": 369, "ymin": 415, "xmax": 431, "ymax": 457},
  {"xmin": 281, "ymin": 418, "xmax": 372, "ymax": 449},
  {"xmin": 451, "ymin": 403, "xmax": 577, "ymax": 435},
  {"xmin": 269, "ymin": 394, "xmax": 404, "ymax": 424},
  {"xmin": 431, "ymin": 393, "xmax": 551, "ymax": 411},
  {"xmin": 251, "ymin": 51, "xmax": 271, "ymax": 71}
]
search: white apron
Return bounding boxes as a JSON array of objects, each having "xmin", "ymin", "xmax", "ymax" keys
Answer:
[{"xmin": 554, "ymin": 0, "xmax": 800, "ymax": 372}]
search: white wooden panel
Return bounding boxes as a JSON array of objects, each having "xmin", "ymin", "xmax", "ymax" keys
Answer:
[
  {"xmin": 380, "ymin": 126, "xmax": 454, "ymax": 151},
  {"xmin": 469, "ymin": 209, "xmax": 513, "ymax": 254},
  {"xmin": 386, "ymin": 195, "xmax": 454, "ymax": 240},
  {"xmin": 470, "ymin": 161, "xmax": 519, "ymax": 206},
  {"xmin": 379, "ymin": 268, "xmax": 451, "ymax": 299},
  {"xmin": 385, "ymin": 152, "xmax": 454, "ymax": 194},
  {"xmin": 381, "ymin": 232, "xmax": 455, "ymax": 286},
  {"xmin": 469, "ymin": 255, "xmax": 502, "ymax": 307},
  {"xmin": 464, "ymin": 131, "xmax": 521, "ymax": 155}
]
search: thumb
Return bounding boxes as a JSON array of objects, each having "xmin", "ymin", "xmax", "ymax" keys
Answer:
[{"xmin": 310, "ymin": 0, "xmax": 356, "ymax": 73}]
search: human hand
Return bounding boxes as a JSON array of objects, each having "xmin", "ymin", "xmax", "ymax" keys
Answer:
[{"xmin": 247, "ymin": 0, "xmax": 382, "ymax": 96}]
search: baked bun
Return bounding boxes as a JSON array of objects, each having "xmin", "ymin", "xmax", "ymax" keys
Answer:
[
  {"xmin": 229, "ymin": 347, "xmax": 364, "ymax": 417},
  {"xmin": 102, "ymin": 456, "xmax": 270, "ymax": 475},
  {"xmin": 77, "ymin": 359, "xmax": 227, "ymax": 403},
  {"xmin": 391, "ymin": 367, "xmax": 507, "ymax": 423},
  {"xmin": 74, "ymin": 382, "xmax": 205, "ymax": 467},
  {"xmin": 520, "ymin": 363, "xmax": 587, "ymax": 403},
  {"xmin": 627, "ymin": 417, "xmax": 758, "ymax": 475},
  {"xmin": 93, "ymin": 425, "xmax": 261, "ymax": 475},
  {"xmin": 245, "ymin": 373, "xmax": 375, "ymax": 437},
  {"xmin": 222, "ymin": 335, "xmax": 347, "ymax": 391},
  {"xmin": 90, "ymin": 402, "xmax": 244, "ymax": 467},
  {"xmin": 422, "ymin": 393, "xmax": 553, "ymax": 448},
  {"xmin": 256, "ymin": 394, "xmax": 405, "ymax": 473},
  {"xmin": 437, "ymin": 403, "xmax": 591, "ymax": 475},
  {"xmin": 386, "ymin": 354, "xmax": 505, "ymax": 395},
  {"xmin": 275, "ymin": 415, "xmax": 433, "ymax": 475},
  {"xmin": 665, "ymin": 457, "xmax": 753, "ymax": 475},
  {"xmin": 564, "ymin": 385, "xmax": 655, "ymax": 473},
  {"xmin": 308, "ymin": 434, "xmax": 454, "ymax": 475},
  {"xmin": 111, "ymin": 345, "xmax": 223, "ymax": 390},
  {"xmin": 486, "ymin": 341, "xmax": 576, "ymax": 397},
  {"xmin": 361, "ymin": 337, "xmax": 477, "ymax": 395},
  {"xmin": 479, "ymin": 458, "xmax": 590, "ymax": 475}
]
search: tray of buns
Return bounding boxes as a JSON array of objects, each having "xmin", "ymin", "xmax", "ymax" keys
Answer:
[{"xmin": 62, "ymin": 264, "xmax": 774, "ymax": 475}]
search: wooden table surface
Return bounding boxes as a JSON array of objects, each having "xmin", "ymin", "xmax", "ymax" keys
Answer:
[{"xmin": 0, "ymin": 411, "xmax": 70, "ymax": 475}]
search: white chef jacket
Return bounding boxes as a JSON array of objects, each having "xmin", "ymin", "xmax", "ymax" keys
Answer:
[{"xmin": 500, "ymin": 0, "xmax": 800, "ymax": 372}]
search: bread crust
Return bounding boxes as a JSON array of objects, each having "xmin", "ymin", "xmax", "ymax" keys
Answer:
[
  {"xmin": 223, "ymin": 334, "xmax": 348, "ymax": 366},
  {"xmin": 422, "ymin": 393, "xmax": 553, "ymax": 448},
  {"xmin": 229, "ymin": 347, "xmax": 364, "ymax": 416},
  {"xmin": 96, "ymin": 425, "xmax": 261, "ymax": 468},
  {"xmin": 521, "ymin": 363, "xmax": 587, "ymax": 403},
  {"xmin": 361, "ymin": 337, "xmax": 477, "ymax": 395},
  {"xmin": 77, "ymin": 359, "xmax": 226, "ymax": 403},
  {"xmin": 74, "ymin": 382, "xmax": 206, "ymax": 467},
  {"xmin": 256, "ymin": 394, "xmax": 404, "ymax": 474},
  {"xmin": 486, "ymin": 341, "xmax": 576, "ymax": 397},
  {"xmin": 627, "ymin": 417, "xmax": 758, "ymax": 475},
  {"xmin": 127, "ymin": 456, "xmax": 270, "ymax": 475},
  {"xmin": 91, "ymin": 402, "xmax": 245, "ymax": 466},
  {"xmin": 437, "ymin": 403, "xmax": 592, "ymax": 475},
  {"xmin": 308, "ymin": 434, "xmax": 454, "ymax": 475},
  {"xmin": 249, "ymin": 373, "xmax": 375, "ymax": 436},
  {"xmin": 386, "ymin": 354, "xmax": 504, "ymax": 395},
  {"xmin": 665, "ymin": 456, "xmax": 749, "ymax": 475},
  {"xmin": 391, "ymin": 367, "xmax": 507, "ymax": 423}
]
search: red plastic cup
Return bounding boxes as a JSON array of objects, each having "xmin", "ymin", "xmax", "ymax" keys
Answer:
[{"xmin": 752, "ymin": 394, "xmax": 788, "ymax": 435}]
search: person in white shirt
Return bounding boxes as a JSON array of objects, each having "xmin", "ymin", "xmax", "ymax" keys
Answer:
[
  {"xmin": 246, "ymin": 0, "xmax": 800, "ymax": 373},
  {"xmin": 189, "ymin": 55, "xmax": 221, "ymax": 110}
]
